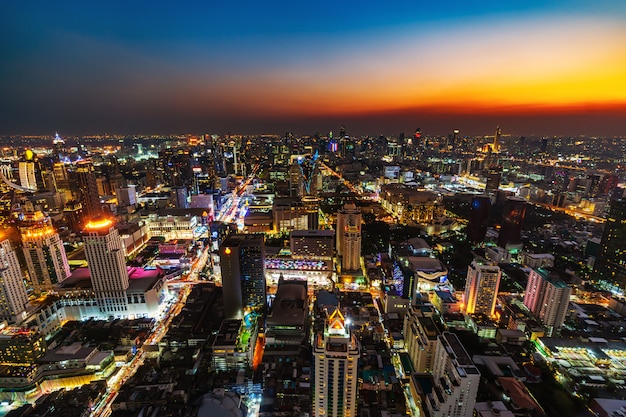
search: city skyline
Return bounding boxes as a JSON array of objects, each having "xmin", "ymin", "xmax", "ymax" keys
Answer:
[{"xmin": 2, "ymin": 1, "xmax": 626, "ymax": 136}]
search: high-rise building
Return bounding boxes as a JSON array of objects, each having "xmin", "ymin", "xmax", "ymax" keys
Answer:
[
  {"xmin": 20, "ymin": 208, "xmax": 70, "ymax": 293},
  {"xmin": 75, "ymin": 161, "xmax": 101, "ymax": 218},
  {"xmin": 0, "ymin": 239, "xmax": 29, "ymax": 324},
  {"xmin": 219, "ymin": 234, "xmax": 266, "ymax": 319},
  {"xmin": 313, "ymin": 308, "xmax": 359, "ymax": 417},
  {"xmin": 404, "ymin": 305, "xmax": 441, "ymax": 373},
  {"xmin": 18, "ymin": 150, "xmax": 46, "ymax": 192},
  {"xmin": 290, "ymin": 230, "xmax": 334, "ymax": 259},
  {"xmin": 467, "ymin": 195, "xmax": 491, "ymax": 244},
  {"xmin": 523, "ymin": 269, "xmax": 571, "ymax": 336},
  {"xmin": 595, "ymin": 198, "xmax": 626, "ymax": 288},
  {"xmin": 497, "ymin": 196, "xmax": 526, "ymax": 248},
  {"xmin": 464, "ymin": 258, "xmax": 501, "ymax": 316},
  {"xmin": 63, "ymin": 200, "xmax": 84, "ymax": 233},
  {"xmin": 485, "ymin": 166, "xmax": 502, "ymax": 193},
  {"xmin": 336, "ymin": 203, "xmax": 362, "ymax": 271},
  {"xmin": 411, "ymin": 332, "xmax": 480, "ymax": 417},
  {"xmin": 83, "ymin": 218, "xmax": 129, "ymax": 317}
]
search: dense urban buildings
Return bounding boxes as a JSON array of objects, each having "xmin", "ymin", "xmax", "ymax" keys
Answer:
[{"xmin": 0, "ymin": 128, "xmax": 623, "ymax": 417}]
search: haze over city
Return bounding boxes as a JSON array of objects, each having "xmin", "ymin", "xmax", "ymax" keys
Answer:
[{"xmin": 2, "ymin": 0, "xmax": 626, "ymax": 135}]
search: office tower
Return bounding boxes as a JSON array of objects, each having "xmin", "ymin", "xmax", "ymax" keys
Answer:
[
  {"xmin": 75, "ymin": 161, "xmax": 101, "ymax": 218},
  {"xmin": 493, "ymin": 126, "xmax": 502, "ymax": 153},
  {"xmin": 522, "ymin": 269, "xmax": 546, "ymax": 313},
  {"xmin": 523, "ymin": 269, "xmax": 571, "ymax": 336},
  {"xmin": 421, "ymin": 332, "xmax": 481, "ymax": 417},
  {"xmin": 0, "ymin": 239, "xmax": 29, "ymax": 324},
  {"xmin": 595, "ymin": 198, "xmax": 626, "ymax": 288},
  {"xmin": 18, "ymin": 150, "xmax": 45, "ymax": 191},
  {"xmin": 63, "ymin": 200, "xmax": 84, "ymax": 233},
  {"xmin": 83, "ymin": 218, "xmax": 129, "ymax": 316},
  {"xmin": 219, "ymin": 234, "xmax": 266, "ymax": 319},
  {"xmin": 467, "ymin": 195, "xmax": 491, "ymax": 244},
  {"xmin": 171, "ymin": 186, "xmax": 189, "ymax": 208},
  {"xmin": 336, "ymin": 203, "xmax": 362, "ymax": 271},
  {"xmin": 20, "ymin": 208, "xmax": 70, "ymax": 293},
  {"xmin": 302, "ymin": 196, "xmax": 320, "ymax": 229},
  {"xmin": 404, "ymin": 305, "xmax": 440, "ymax": 373},
  {"xmin": 497, "ymin": 196, "xmax": 526, "ymax": 248},
  {"xmin": 485, "ymin": 166, "xmax": 502, "ymax": 193},
  {"xmin": 464, "ymin": 258, "xmax": 501, "ymax": 316},
  {"xmin": 313, "ymin": 308, "xmax": 359, "ymax": 417},
  {"xmin": 290, "ymin": 230, "xmax": 334, "ymax": 259},
  {"xmin": 116, "ymin": 186, "xmax": 137, "ymax": 208},
  {"xmin": 52, "ymin": 162, "xmax": 70, "ymax": 191},
  {"xmin": 289, "ymin": 163, "xmax": 303, "ymax": 197}
]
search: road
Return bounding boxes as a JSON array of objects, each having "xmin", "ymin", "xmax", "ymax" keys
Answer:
[{"xmin": 92, "ymin": 244, "xmax": 211, "ymax": 417}]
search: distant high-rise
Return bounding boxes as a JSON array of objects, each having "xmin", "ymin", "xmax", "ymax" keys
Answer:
[
  {"xmin": 20, "ymin": 208, "xmax": 70, "ymax": 293},
  {"xmin": 467, "ymin": 195, "xmax": 491, "ymax": 244},
  {"xmin": 523, "ymin": 269, "xmax": 571, "ymax": 336},
  {"xmin": 0, "ymin": 239, "xmax": 28, "ymax": 324},
  {"xmin": 336, "ymin": 203, "xmax": 362, "ymax": 271},
  {"xmin": 485, "ymin": 166, "xmax": 502, "ymax": 193},
  {"xmin": 219, "ymin": 233, "xmax": 266, "ymax": 319},
  {"xmin": 464, "ymin": 258, "xmax": 501, "ymax": 316},
  {"xmin": 75, "ymin": 161, "xmax": 101, "ymax": 218},
  {"xmin": 497, "ymin": 196, "xmax": 526, "ymax": 248},
  {"xmin": 595, "ymin": 198, "xmax": 626, "ymax": 288},
  {"xmin": 18, "ymin": 150, "xmax": 45, "ymax": 191},
  {"xmin": 493, "ymin": 126, "xmax": 502, "ymax": 153},
  {"xmin": 83, "ymin": 218, "xmax": 129, "ymax": 316},
  {"xmin": 313, "ymin": 308, "xmax": 359, "ymax": 417}
]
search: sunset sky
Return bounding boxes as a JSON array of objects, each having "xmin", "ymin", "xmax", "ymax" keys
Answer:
[{"xmin": 2, "ymin": 1, "xmax": 626, "ymax": 136}]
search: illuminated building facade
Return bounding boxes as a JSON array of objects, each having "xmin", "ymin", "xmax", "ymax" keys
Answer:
[
  {"xmin": 83, "ymin": 219, "xmax": 129, "ymax": 317},
  {"xmin": 0, "ymin": 326, "xmax": 46, "ymax": 365},
  {"xmin": 220, "ymin": 234, "xmax": 266, "ymax": 319},
  {"xmin": 0, "ymin": 239, "xmax": 29, "ymax": 324},
  {"xmin": 313, "ymin": 308, "xmax": 359, "ymax": 417},
  {"xmin": 523, "ymin": 269, "xmax": 571, "ymax": 336},
  {"xmin": 63, "ymin": 200, "xmax": 84, "ymax": 233},
  {"xmin": 18, "ymin": 150, "xmax": 45, "ymax": 192},
  {"xmin": 404, "ymin": 305, "xmax": 440, "ymax": 373},
  {"xmin": 410, "ymin": 332, "xmax": 480, "ymax": 417},
  {"xmin": 497, "ymin": 196, "xmax": 526, "ymax": 248},
  {"xmin": 290, "ymin": 230, "xmax": 334, "ymax": 259},
  {"xmin": 464, "ymin": 258, "xmax": 501, "ymax": 316},
  {"xmin": 20, "ymin": 209, "xmax": 70, "ymax": 293},
  {"xmin": 336, "ymin": 203, "xmax": 361, "ymax": 272},
  {"xmin": 74, "ymin": 161, "xmax": 101, "ymax": 218},
  {"xmin": 595, "ymin": 198, "xmax": 626, "ymax": 288}
]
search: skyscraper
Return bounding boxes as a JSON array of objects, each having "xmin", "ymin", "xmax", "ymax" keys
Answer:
[
  {"xmin": 523, "ymin": 269, "xmax": 571, "ymax": 336},
  {"xmin": 0, "ymin": 239, "xmax": 28, "ymax": 324},
  {"xmin": 467, "ymin": 195, "xmax": 491, "ymax": 244},
  {"xmin": 313, "ymin": 308, "xmax": 359, "ymax": 417},
  {"xmin": 83, "ymin": 218, "xmax": 129, "ymax": 316},
  {"xmin": 595, "ymin": 198, "xmax": 626, "ymax": 288},
  {"xmin": 464, "ymin": 258, "xmax": 501, "ymax": 316},
  {"xmin": 336, "ymin": 203, "xmax": 362, "ymax": 272},
  {"xmin": 75, "ymin": 161, "xmax": 101, "ymax": 218},
  {"xmin": 20, "ymin": 208, "xmax": 70, "ymax": 293},
  {"xmin": 18, "ymin": 150, "xmax": 46, "ymax": 192},
  {"xmin": 497, "ymin": 196, "xmax": 526, "ymax": 248},
  {"xmin": 219, "ymin": 233, "xmax": 266, "ymax": 319}
]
